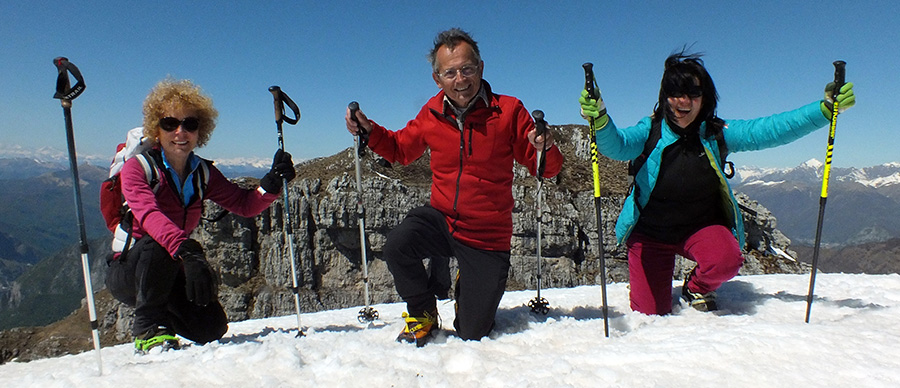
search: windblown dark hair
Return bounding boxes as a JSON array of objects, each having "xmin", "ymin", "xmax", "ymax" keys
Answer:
[{"xmin": 652, "ymin": 50, "xmax": 725, "ymax": 138}]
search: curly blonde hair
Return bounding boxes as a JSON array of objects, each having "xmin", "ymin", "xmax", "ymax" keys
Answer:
[{"xmin": 142, "ymin": 78, "xmax": 218, "ymax": 147}]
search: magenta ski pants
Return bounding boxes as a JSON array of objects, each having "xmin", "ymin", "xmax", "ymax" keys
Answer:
[{"xmin": 625, "ymin": 225, "xmax": 744, "ymax": 315}]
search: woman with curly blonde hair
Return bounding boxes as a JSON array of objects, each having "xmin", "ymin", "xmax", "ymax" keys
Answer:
[
  {"xmin": 142, "ymin": 78, "xmax": 218, "ymax": 148},
  {"xmin": 106, "ymin": 78, "xmax": 296, "ymax": 353}
]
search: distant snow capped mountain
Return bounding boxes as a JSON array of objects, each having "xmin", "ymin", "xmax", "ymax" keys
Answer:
[
  {"xmin": 734, "ymin": 160, "xmax": 900, "ymax": 246},
  {"xmin": 0, "ymin": 144, "xmax": 108, "ymax": 169},
  {"xmin": 0, "ymin": 147, "xmax": 277, "ymax": 180},
  {"xmin": 211, "ymin": 157, "xmax": 270, "ymax": 179},
  {"xmin": 736, "ymin": 159, "xmax": 900, "ymax": 190},
  {"xmin": 213, "ymin": 157, "xmax": 271, "ymax": 169}
]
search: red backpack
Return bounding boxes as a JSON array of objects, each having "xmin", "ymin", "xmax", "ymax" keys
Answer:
[
  {"xmin": 100, "ymin": 127, "xmax": 159, "ymax": 233},
  {"xmin": 100, "ymin": 127, "xmax": 164, "ymax": 254}
]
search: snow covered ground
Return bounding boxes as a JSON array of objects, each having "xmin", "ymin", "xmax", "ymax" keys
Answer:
[{"xmin": 2, "ymin": 273, "xmax": 899, "ymax": 387}]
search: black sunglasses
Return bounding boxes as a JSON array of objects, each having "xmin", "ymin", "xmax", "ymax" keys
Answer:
[
  {"xmin": 667, "ymin": 83, "xmax": 703, "ymax": 99},
  {"xmin": 669, "ymin": 89, "xmax": 703, "ymax": 99},
  {"xmin": 159, "ymin": 117, "xmax": 200, "ymax": 132}
]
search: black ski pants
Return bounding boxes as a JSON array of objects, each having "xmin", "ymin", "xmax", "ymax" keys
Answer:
[
  {"xmin": 384, "ymin": 206, "xmax": 510, "ymax": 340},
  {"xmin": 106, "ymin": 236, "xmax": 227, "ymax": 344}
]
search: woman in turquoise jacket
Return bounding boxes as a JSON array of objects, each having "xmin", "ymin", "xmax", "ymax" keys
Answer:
[{"xmin": 579, "ymin": 52, "xmax": 855, "ymax": 315}]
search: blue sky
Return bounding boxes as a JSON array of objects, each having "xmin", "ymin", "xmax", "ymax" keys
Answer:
[{"xmin": 1, "ymin": 1, "xmax": 896, "ymax": 168}]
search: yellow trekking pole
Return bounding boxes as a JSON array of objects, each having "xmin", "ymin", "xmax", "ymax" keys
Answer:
[
  {"xmin": 805, "ymin": 60, "xmax": 846, "ymax": 323},
  {"xmin": 583, "ymin": 63, "xmax": 609, "ymax": 337}
]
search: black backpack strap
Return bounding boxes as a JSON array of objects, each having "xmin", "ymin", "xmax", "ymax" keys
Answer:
[
  {"xmin": 194, "ymin": 158, "xmax": 210, "ymax": 199},
  {"xmin": 627, "ymin": 118, "xmax": 662, "ymax": 208},
  {"xmin": 628, "ymin": 118, "xmax": 662, "ymax": 177},
  {"xmin": 715, "ymin": 130, "xmax": 735, "ymax": 179}
]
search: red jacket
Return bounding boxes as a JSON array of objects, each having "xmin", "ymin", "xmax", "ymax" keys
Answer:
[
  {"xmin": 366, "ymin": 81, "xmax": 563, "ymax": 251},
  {"xmin": 122, "ymin": 149, "xmax": 278, "ymax": 258}
]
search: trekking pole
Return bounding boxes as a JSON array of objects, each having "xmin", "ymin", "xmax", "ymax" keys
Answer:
[
  {"xmin": 53, "ymin": 57, "xmax": 103, "ymax": 374},
  {"xmin": 268, "ymin": 86, "xmax": 305, "ymax": 337},
  {"xmin": 528, "ymin": 110, "xmax": 550, "ymax": 315},
  {"xmin": 583, "ymin": 63, "xmax": 610, "ymax": 337},
  {"xmin": 805, "ymin": 61, "xmax": 846, "ymax": 323},
  {"xmin": 348, "ymin": 101, "xmax": 379, "ymax": 323}
]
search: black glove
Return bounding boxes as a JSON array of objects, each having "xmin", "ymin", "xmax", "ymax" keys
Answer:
[
  {"xmin": 260, "ymin": 149, "xmax": 296, "ymax": 193},
  {"xmin": 176, "ymin": 239, "xmax": 216, "ymax": 307}
]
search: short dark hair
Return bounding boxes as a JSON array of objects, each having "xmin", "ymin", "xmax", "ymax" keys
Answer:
[
  {"xmin": 653, "ymin": 50, "xmax": 724, "ymax": 136},
  {"xmin": 427, "ymin": 28, "xmax": 481, "ymax": 72}
]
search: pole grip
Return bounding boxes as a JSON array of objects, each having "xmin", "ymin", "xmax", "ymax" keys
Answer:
[
  {"xmin": 348, "ymin": 101, "xmax": 363, "ymax": 133},
  {"xmin": 269, "ymin": 86, "xmax": 283, "ymax": 124},
  {"xmin": 832, "ymin": 60, "xmax": 846, "ymax": 102},
  {"xmin": 349, "ymin": 101, "xmax": 368, "ymax": 156},
  {"xmin": 583, "ymin": 63, "xmax": 597, "ymax": 100},
  {"xmin": 269, "ymin": 86, "xmax": 301, "ymax": 125},
  {"xmin": 531, "ymin": 110, "xmax": 547, "ymax": 138},
  {"xmin": 53, "ymin": 57, "xmax": 85, "ymax": 101},
  {"xmin": 531, "ymin": 110, "xmax": 548, "ymax": 177}
]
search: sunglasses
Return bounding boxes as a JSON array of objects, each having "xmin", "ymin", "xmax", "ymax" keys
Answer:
[
  {"xmin": 669, "ymin": 89, "xmax": 703, "ymax": 99},
  {"xmin": 667, "ymin": 83, "xmax": 703, "ymax": 99},
  {"xmin": 159, "ymin": 117, "xmax": 200, "ymax": 132}
]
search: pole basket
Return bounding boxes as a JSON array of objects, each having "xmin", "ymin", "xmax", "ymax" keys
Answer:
[
  {"xmin": 358, "ymin": 307, "xmax": 379, "ymax": 323},
  {"xmin": 528, "ymin": 297, "xmax": 550, "ymax": 315}
]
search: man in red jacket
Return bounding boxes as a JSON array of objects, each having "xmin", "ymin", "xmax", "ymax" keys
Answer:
[{"xmin": 345, "ymin": 28, "xmax": 563, "ymax": 346}]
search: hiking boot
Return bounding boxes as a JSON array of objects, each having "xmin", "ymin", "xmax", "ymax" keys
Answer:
[
  {"xmin": 682, "ymin": 269, "xmax": 717, "ymax": 312},
  {"xmin": 396, "ymin": 310, "xmax": 439, "ymax": 347},
  {"xmin": 682, "ymin": 285, "xmax": 718, "ymax": 312},
  {"xmin": 134, "ymin": 326, "xmax": 180, "ymax": 354}
]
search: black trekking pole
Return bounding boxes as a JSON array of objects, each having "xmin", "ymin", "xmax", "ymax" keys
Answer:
[
  {"xmin": 583, "ymin": 63, "xmax": 610, "ymax": 337},
  {"xmin": 528, "ymin": 110, "xmax": 550, "ymax": 315},
  {"xmin": 805, "ymin": 61, "xmax": 846, "ymax": 323},
  {"xmin": 348, "ymin": 101, "xmax": 379, "ymax": 323},
  {"xmin": 53, "ymin": 57, "xmax": 103, "ymax": 374},
  {"xmin": 268, "ymin": 86, "xmax": 305, "ymax": 337}
]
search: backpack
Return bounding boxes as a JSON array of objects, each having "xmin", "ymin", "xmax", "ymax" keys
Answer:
[
  {"xmin": 100, "ymin": 127, "xmax": 212, "ymax": 254},
  {"xmin": 627, "ymin": 119, "xmax": 734, "ymax": 202},
  {"xmin": 100, "ymin": 127, "xmax": 157, "ymax": 234}
]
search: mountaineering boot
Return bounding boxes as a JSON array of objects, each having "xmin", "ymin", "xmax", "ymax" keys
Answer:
[
  {"xmin": 134, "ymin": 325, "xmax": 181, "ymax": 354},
  {"xmin": 682, "ymin": 268, "xmax": 717, "ymax": 312},
  {"xmin": 396, "ymin": 310, "xmax": 439, "ymax": 347}
]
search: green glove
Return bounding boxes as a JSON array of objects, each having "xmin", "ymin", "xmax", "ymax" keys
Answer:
[
  {"xmin": 579, "ymin": 88, "xmax": 609, "ymax": 128},
  {"xmin": 820, "ymin": 81, "xmax": 855, "ymax": 119}
]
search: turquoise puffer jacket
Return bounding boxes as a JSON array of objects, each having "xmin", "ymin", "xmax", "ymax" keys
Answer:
[{"xmin": 596, "ymin": 101, "xmax": 829, "ymax": 246}]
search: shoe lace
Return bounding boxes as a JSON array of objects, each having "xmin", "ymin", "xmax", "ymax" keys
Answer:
[{"xmin": 401, "ymin": 311, "xmax": 439, "ymax": 334}]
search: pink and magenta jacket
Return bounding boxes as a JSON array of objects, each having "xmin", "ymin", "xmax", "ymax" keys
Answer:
[{"xmin": 121, "ymin": 149, "xmax": 278, "ymax": 258}]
